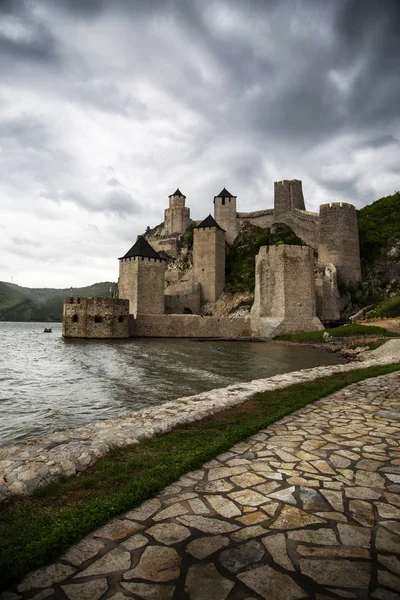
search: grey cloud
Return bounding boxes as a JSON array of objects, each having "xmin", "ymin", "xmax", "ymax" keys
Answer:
[
  {"xmin": 106, "ymin": 178, "xmax": 122, "ymax": 187},
  {"xmin": 103, "ymin": 190, "xmax": 141, "ymax": 217},
  {"xmin": 12, "ymin": 237, "xmax": 42, "ymax": 248}
]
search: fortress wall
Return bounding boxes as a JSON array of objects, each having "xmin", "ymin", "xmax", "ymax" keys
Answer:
[
  {"xmin": 251, "ymin": 245, "xmax": 323, "ymax": 337},
  {"xmin": 165, "ymin": 270, "xmax": 185, "ymax": 287},
  {"xmin": 279, "ymin": 211, "xmax": 319, "ymax": 248},
  {"xmin": 118, "ymin": 257, "xmax": 165, "ymax": 316},
  {"xmin": 151, "ymin": 237, "xmax": 179, "ymax": 257},
  {"xmin": 193, "ymin": 227, "xmax": 225, "ymax": 302},
  {"xmin": 318, "ymin": 203, "xmax": 361, "ymax": 284},
  {"xmin": 129, "ymin": 314, "xmax": 251, "ymax": 339},
  {"xmin": 236, "ymin": 212, "xmax": 275, "ymax": 230},
  {"xmin": 164, "ymin": 283, "xmax": 201, "ymax": 314},
  {"xmin": 62, "ymin": 297, "xmax": 129, "ymax": 338}
]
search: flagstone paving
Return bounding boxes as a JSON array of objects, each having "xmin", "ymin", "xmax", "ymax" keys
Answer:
[{"xmin": 3, "ymin": 371, "xmax": 400, "ymax": 600}]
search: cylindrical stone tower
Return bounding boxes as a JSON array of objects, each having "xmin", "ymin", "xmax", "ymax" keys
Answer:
[
  {"xmin": 118, "ymin": 236, "xmax": 166, "ymax": 317},
  {"xmin": 318, "ymin": 203, "xmax": 361, "ymax": 285},
  {"xmin": 193, "ymin": 215, "xmax": 225, "ymax": 303},
  {"xmin": 213, "ymin": 188, "xmax": 238, "ymax": 244},
  {"xmin": 164, "ymin": 189, "xmax": 190, "ymax": 235}
]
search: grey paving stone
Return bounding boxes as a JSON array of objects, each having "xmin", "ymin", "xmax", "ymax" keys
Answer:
[
  {"xmin": 62, "ymin": 579, "xmax": 108, "ymax": 600},
  {"xmin": 185, "ymin": 563, "xmax": 234, "ymax": 600}
]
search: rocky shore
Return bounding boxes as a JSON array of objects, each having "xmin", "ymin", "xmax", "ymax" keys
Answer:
[{"xmin": 1, "ymin": 340, "xmax": 399, "ymax": 502}]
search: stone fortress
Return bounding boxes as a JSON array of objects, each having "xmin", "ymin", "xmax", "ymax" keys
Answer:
[{"xmin": 62, "ymin": 180, "xmax": 361, "ymax": 339}]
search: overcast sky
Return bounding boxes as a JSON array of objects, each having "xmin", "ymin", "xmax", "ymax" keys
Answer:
[{"xmin": 0, "ymin": 0, "xmax": 399, "ymax": 288}]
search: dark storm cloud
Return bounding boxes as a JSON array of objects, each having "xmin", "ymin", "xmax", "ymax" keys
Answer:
[{"xmin": 0, "ymin": 0, "xmax": 399, "ymax": 287}]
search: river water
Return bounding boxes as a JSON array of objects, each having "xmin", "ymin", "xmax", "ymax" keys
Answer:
[{"xmin": 0, "ymin": 322, "xmax": 343, "ymax": 446}]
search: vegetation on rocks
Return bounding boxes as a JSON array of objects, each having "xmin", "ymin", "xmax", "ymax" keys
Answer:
[
  {"xmin": 368, "ymin": 295, "xmax": 400, "ymax": 319},
  {"xmin": 1, "ymin": 363, "xmax": 399, "ymax": 590},
  {"xmin": 225, "ymin": 222, "xmax": 305, "ymax": 293}
]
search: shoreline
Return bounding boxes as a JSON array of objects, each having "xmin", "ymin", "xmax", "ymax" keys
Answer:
[{"xmin": 1, "ymin": 339, "xmax": 399, "ymax": 502}]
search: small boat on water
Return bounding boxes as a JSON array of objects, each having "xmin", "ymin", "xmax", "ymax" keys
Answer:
[{"xmin": 43, "ymin": 328, "xmax": 52, "ymax": 333}]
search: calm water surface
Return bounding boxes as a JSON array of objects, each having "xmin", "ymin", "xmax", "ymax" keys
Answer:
[{"xmin": 0, "ymin": 322, "xmax": 343, "ymax": 446}]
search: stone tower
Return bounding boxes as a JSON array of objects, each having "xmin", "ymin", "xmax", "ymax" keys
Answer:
[
  {"xmin": 213, "ymin": 188, "xmax": 238, "ymax": 244},
  {"xmin": 274, "ymin": 180, "xmax": 306, "ymax": 216},
  {"xmin": 118, "ymin": 236, "xmax": 166, "ymax": 317},
  {"xmin": 318, "ymin": 203, "xmax": 361, "ymax": 285},
  {"xmin": 193, "ymin": 215, "xmax": 225, "ymax": 303},
  {"xmin": 251, "ymin": 245, "xmax": 323, "ymax": 337},
  {"xmin": 164, "ymin": 189, "xmax": 190, "ymax": 235}
]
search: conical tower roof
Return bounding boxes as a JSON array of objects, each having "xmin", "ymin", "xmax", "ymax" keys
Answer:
[
  {"xmin": 119, "ymin": 236, "xmax": 164, "ymax": 260},
  {"xmin": 169, "ymin": 188, "xmax": 185, "ymax": 198},
  {"xmin": 215, "ymin": 187, "xmax": 235, "ymax": 198},
  {"xmin": 195, "ymin": 214, "xmax": 225, "ymax": 231}
]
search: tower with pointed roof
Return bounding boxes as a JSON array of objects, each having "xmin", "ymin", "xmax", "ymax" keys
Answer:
[
  {"xmin": 118, "ymin": 236, "xmax": 166, "ymax": 317},
  {"xmin": 164, "ymin": 189, "xmax": 190, "ymax": 236},
  {"xmin": 213, "ymin": 188, "xmax": 238, "ymax": 244},
  {"xmin": 193, "ymin": 215, "xmax": 225, "ymax": 303}
]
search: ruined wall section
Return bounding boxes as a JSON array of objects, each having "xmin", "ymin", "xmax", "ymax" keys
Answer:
[
  {"xmin": 118, "ymin": 257, "xmax": 165, "ymax": 317},
  {"xmin": 315, "ymin": 263, "xmax": 341, "ymax": 322},
  {"xmin": 251, "ymin": 245, "xmax": 323, "ymax": 337},
  {"xmin": 193, "ymin": 226, "xmax": 225, "ymax": 303},
  {"xmin": 164, "ymin": 282, "xmax": 201, "ymax": 315},
  {"xmin": 62, "ymin": 297, "xmax": 129, "ymax": 338},
  {"xmin": 130, "ymin": 314, "xmax": 250, "ymax": 338},
  {"xmin": 318, "ymin": 203, "xmax": 361, "ymax": 285}
]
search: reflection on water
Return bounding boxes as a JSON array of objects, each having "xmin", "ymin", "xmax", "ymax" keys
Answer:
[{"xmin": 0, "ymin": 322, "xmax": 343, "ymax": 445}]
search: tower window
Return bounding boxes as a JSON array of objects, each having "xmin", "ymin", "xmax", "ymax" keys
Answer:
[
  {"xmin": 72, "ymin": 314, "xmax": 79, "ymax": 323},
  {"xmin": 118, "ymin": 315, "xmax": 124, "ymax": 322},
  {"xmin": 94, "ymin": 315, "xmax": 102, "ymax": 323}
]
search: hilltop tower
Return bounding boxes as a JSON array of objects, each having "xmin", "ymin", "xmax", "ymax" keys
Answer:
[
  {"xmin": 193, "ymin": 215, "xmax": 225, "ymax": 303},
  {"xmin": 318, "ymin": 203, "xmax": 361, "ymax": 285},
  {"xmin": 118, "ymin": 236, "xmax": 166, "ymax": 317},
  {"xmin": 274, "ymin": 180, "xmax": 305, "ymax": 216},
  {"xmin": 213, "ymin": 188, "xmax": 238, "ymax": 244},
  {"xmin": 164, "ymin": 189, "xmax": 190, "ymax": 235}
]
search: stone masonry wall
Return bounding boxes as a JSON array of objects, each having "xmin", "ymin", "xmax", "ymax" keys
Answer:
[
  {"xmin": 129, "ymin": 313, "xmax": 251, "ymax": 338},
  {"xmin": 214, "ymin": 196, "xmax": 238, "ymax": 244},
  {"xmin": 164, "ymin": 194, "xmax": 190, "ymax": 235},
  {"xmin": 164, "ymin": 283, "xmax": 201, "ymax": 314},
  {"xmin": 316, "ymin": 263, "xmax": 341, "ymax": 322},
  {"xmin": 62, "ymin": 297, "xmax": 129, "ymax": 338},
  {"xmin": 318, "ymin": 203, "xmax": 362, "ymax": 285},
  {"xmin": 118, "ymin": 257, "xmax": 165, "ymax": 317},
  {"xmin": 251, "ymin": 245, "xmax": 323, "ymax": 337},
  {"xmin": 193, "ymin": 226, "xmax": 225, "ymax": 303}
]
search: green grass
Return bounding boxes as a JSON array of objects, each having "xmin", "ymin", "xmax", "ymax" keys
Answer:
[
  {"xmin": 369, "ymin": 295, "xmax": 400, "ymax": 319},
  {"xmin": 1, "ymin": 363, "xmax": 400, "ymax": 590},
  {"xmin": 278, "ymin": 323, "xmax": 400, "ymax": 343}
]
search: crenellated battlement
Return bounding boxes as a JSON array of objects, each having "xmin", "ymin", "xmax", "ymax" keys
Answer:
[
  {"xmin": 65, "ymin": 297, "xmax": 128, "ymax": 307},
  {"xmin": 119, "ymin": 256, "xmax": 165, "ymax": 263},
  {"xmin": 320, "ymin": 202, "xmax": 356, "ymax": 211}
]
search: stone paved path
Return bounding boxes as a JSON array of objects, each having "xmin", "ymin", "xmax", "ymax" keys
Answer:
[{"xmin": 3, "ymin": 371, "xmax": 400, "ymax": 600}]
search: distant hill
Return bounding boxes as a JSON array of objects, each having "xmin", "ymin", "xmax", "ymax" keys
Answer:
[{"xmin": 0, "ymin": 282, "xmax": 115, "ymax": 322}]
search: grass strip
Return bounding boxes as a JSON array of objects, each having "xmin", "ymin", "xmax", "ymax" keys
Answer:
[
  {"xmin": 277, "ymin": 323, "xmax": 399, "ymax": 343},
  {"xmin": 1, "ymin": 362, "xmax": 399, "ymax": 589}
]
